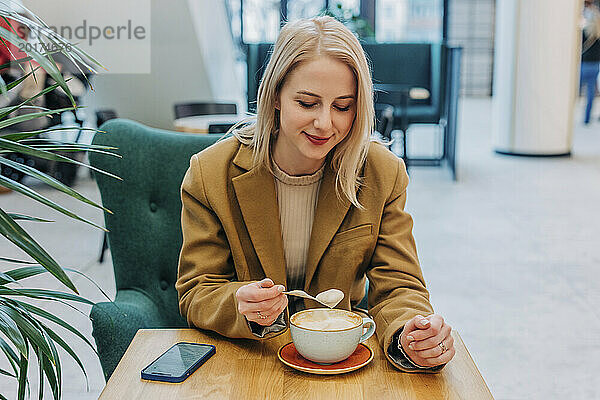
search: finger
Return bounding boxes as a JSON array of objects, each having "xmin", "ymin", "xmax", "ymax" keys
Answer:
[
  {"xmin": 244, "ymin": 283, "xmax": 286, "ymax": 303},
  {"xmin": 414, "ymin": 335, "xmax": 454, "ymax": 359},
  {"xmin": 256, "ymin": 278, "xmax": 274, "ymax": 288},
  {"xmin": 262, "ymin": 297, "xmax": 287, "ymax": 325},
  {"xmin": 263, "ymin": 294, "xmax": 287, "ymax": 317},
  {"xmin": 409, "ymin": 324, "xmax": 452, "ymax": 351},
  {"xmin": 414, "ymin": 347, "xmax": 455, "ymax": 367},
  {"xmin": 402, "ymin": 315, "xmax": 427, "ymax": 338},
  {"xmin": 239, "ymin": 293, "xmax": 285, "ymax": 314},
  {"xmin": 254, "ymin": 295, "xmax": 288, "ymax": 326},
  {"xmin": 409, "ymin": 315, "xmax": 445, "ymax": 341}
]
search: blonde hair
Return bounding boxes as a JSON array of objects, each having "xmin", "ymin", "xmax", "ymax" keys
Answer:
[{"xmin": 232, "ymin": 16, "xmax": 375, "ymax": 209}]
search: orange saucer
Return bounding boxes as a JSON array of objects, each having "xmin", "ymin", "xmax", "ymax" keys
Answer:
[{"xmin": 277, "ymin": 342, "xmax": 373, "ymax": 375}]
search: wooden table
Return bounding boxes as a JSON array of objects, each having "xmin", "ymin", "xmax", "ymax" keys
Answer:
[
  {"xmin": 174, "ymin": 114, "xmax": 242, "ymax": 133},
  {"xmin": 99, "ymin": 329, "xmax": 493, "ymax": 400}
]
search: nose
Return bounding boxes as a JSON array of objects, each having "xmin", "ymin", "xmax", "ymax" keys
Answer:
[{"xmin": 313, "ymin": 107, "xmax": 333, "ymax": 133}]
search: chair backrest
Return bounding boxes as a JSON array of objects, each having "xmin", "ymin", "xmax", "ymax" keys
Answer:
[
  {"xmin": 363, "ymin": 43, "xmax": 442, "ymax": 113},
  {"xmin": 245, "ymin": 43, "xmax": 274, "ymax": 113},
  {"xmin": 89, "ymin": 119, "xmax": 222, "ymax": 325},
  {"xmin": 173, "ymin": 102, "xmax": 237, "ymax": 120},
  {"xmin": 96, "ymin": 109, "xmax": 118, "ymax": 127}
]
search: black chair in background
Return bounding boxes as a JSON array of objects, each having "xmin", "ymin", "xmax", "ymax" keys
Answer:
[
  {"xmin": 96, "ymin": 110, "xmax": 118, "ymax": 128},
  {"xmin": 375, "ymin": 103, "xmax": 395, "ymax": 140},
  {"xmin": 97, "ymin": 109, "xmax": 118, "ymax": 264},
  {"xmin": 364, "ymin": 43, "xmax": 462, "ymax": 179},
  {"xmin": 245, "ymin": 43, "xmax": 273, "ymax": 113},
  {"xmin": 173, "ymin": 103, "xmax": 237, "ymax": 120}
]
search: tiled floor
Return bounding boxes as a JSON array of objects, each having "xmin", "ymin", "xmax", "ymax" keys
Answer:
[{"xmin": 0, "ymin": 97, "xmax": 599, "ymax": 399}]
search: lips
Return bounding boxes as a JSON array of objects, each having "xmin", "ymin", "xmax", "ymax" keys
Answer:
[{"xmin": 303, "ymin": 131, "xmax": 331, "ymax": 145}]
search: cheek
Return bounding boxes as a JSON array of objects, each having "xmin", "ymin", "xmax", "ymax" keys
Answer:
[
  {"xmin": 280, "ymin": 105, "xmax": 313, "ymax": 130},
  {"xmin": 334, "ymin": 112, "xmax": 356, "ymax": 136}
]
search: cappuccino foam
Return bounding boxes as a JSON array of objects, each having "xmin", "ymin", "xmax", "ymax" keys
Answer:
[
  {"xmin": 292, "ymin": 309, "xmax": 361, "ymax": 331},
  {"xmin": 297, "ymin": 317, "xmax": 356, "ymax": 331}
]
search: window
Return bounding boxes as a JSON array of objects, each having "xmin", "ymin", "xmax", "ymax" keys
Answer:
[
  {"xmin": 241, "ymin": 0, "xmax": 280, "ymax": 43},
  {"xmin": 228, "ymin": 0, "xmax": 444, "ymax": 44},
  {"xmin": 376, "ymin": 0, "xmax": 443, "ymax": 43}
]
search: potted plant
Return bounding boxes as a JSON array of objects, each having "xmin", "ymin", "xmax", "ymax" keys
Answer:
[{"xmin": 0, "ymin": 2, "xmax": 116, "ymax": 399}]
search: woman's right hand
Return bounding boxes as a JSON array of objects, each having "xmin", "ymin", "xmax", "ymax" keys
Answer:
[{"xmin": 235, "ymin": 278, "xmax": 288, "ymax": 326}]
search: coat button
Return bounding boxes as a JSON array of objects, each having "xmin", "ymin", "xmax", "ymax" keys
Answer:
[
  {"xmin": 150, "ymin": 202, "xmax": 158, "ymax": 212},
  {"xmin": 160, "ymin": 280, "xmax": 168, "ymax": 290}
]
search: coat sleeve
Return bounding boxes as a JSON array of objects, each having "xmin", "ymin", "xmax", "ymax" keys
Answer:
[
  {"xmin": 366, "ymin": 158, "xmax": 443, "ymax": 373},
  {"xmin": 176, "ymin": 154, "xmax": 283, "ymax": 339}
]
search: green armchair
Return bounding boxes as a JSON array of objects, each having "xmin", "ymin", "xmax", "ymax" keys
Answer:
[{"xmin": 88, "ymin": 119, "xmax": 222, "ymax": 379}]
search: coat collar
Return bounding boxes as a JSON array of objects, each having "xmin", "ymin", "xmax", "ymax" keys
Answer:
[{"xmin": 231, "ymin": 143, "xmax": 351, "ymax": 290}]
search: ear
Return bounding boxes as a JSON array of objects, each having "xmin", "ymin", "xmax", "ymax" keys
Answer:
[{"xmin": 275, "ymin": 98, "xmax": 281, "ymax": 110}]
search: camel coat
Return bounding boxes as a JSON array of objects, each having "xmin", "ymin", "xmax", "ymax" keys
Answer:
[{"xmin": 176, "ymin": 137, "xmax": 435, "ymax": 371}]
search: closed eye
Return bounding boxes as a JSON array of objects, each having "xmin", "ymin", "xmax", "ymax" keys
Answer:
[
  {"xmin": 335, "ymin": 105, "xmax": 351, "ymax": 112},
  {"xmin": 298, "ymin": 101, "xmax": 316, "ymax": 108}
]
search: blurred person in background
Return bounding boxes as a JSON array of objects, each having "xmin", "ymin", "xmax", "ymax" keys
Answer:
[{"xmin": 580, "ymin": 0, "xmax": 600, "ymax": 125}]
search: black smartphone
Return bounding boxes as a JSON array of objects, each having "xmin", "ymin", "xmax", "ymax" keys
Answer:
[{"xmin": 141, "ymin": 342, "xmax": 216, "ymax": 383}]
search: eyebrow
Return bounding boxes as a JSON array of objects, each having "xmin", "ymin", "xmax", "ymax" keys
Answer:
[{"xmin": 296, "ymin": 90, "xmax": 355, "ymax": 100}]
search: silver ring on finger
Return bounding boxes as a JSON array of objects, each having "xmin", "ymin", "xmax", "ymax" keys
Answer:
[
  {"xmin": 438, "ymin": 340, "xmax": 448, "ymax": 354},
  {"xmin": 257, "ymin": 310, "xmax": 268, "ymax": 320}
]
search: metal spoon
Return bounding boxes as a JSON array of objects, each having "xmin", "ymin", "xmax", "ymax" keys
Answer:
[{"xmin": 283, "ymin": 288, "xmax": 344, "ymax": 309}]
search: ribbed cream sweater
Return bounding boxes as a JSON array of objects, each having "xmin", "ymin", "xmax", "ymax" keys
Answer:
[{"xmin": 272, "ymin": 161, "xmax": 324, "ymax": 297}]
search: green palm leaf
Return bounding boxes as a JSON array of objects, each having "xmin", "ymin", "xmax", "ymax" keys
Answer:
[
  {"xmin": 0, "ymin": 265, "xmax": 46, "ymax": 283},
  {"xmin": 41, "ymin": 323, "xmax": 88, "ymax": 387},
  {"xmin": 0, "ymin": 336, "xmax": 19, "ymax": 374},
  {"xmin": 37, "ymin": 350, "xmax": 44, "ymax": 400},
  {"xmin": 0, "ymin": 306, "xmax": 27, "ymax": 356},
  {"xmin": 0, "ymin": 137, "xmax": 121, "ymax": 180},
  {"xmin": 0, "ymin": 367, "xmax": 16, "ymax": 377},
  {"xmin": 17, "ymin": 351, "xmax": 28, "ymax": 400},
  {"xmin": 0, "ymin": 106, "xmax": 74, "ymax": 131},
  {"xmin": 0, "ymin": 270, "xmax": 16, "ymax": 283},
  {"xmin": 0, "ymin": 207, "xmax": 78, "ymax": 292},
  {"xmin": 0, "ymin": 177, "xmax": 107, "ymax": 230},
  {"xmin": 0, "ymin": 63, "xmax": 42, "ymax": 92},
  {"xmin": 41, "ymin": 351, "xmax": 59, "ymax": 400},
  {"xmin": 0, "ymin": 48, "xmax": 63, "ymax": 71},
  {"xmin": 0, "ymin": 155, "xmax": 110, "ymax": 213},
  {"xmin": 1, "ymin": 126, "xmax": 100, "ymax": 141},
  {"xmin": 12, "ymin": 299, "xmax": 97, "ymax": 355},
  {"xmin": 0, "ymin": 287, "xmax": 94, "ymax": 305},
  {"xmin": 0, "ymin": 79, "xmax": 69, "ymax": 121},
  {"xmin": 5, "ymin": 214, "xmax": 53, "ymax": 223},
  {"xmin": 0, "ymin": 304, "xmax": 54, "ymax": 362}
]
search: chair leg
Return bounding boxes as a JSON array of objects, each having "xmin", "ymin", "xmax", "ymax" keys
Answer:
[{"xmin": 99, "ymin": 232, "xmax": 108, "ymax": 263}]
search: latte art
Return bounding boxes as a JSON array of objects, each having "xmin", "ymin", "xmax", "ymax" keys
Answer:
[
  {"xmin": 292, "ymin": 309, "xmax": 361, "ymax": 331},
  {"xmin": 296, "ymin": 317, "xmax": 357, "ymax": 331}
]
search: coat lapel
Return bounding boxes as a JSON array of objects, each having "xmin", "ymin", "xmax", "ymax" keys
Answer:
[
  {"xmin": 232, "ymin": 146, "xmax": 287, "ymax": 287},
  {"xmin": 304, "ymin": 164, "xmax": 351, "ymax": 290}
]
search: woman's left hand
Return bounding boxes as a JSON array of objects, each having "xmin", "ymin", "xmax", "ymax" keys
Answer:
[{"xmin": 399, "ymin": 314, "xmax": 455, "ymax": 368}]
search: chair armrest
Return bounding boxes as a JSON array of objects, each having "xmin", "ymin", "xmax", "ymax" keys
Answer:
[{"xmin": 90, "ymin": 289, "xmax": 167, "ymax": 380}]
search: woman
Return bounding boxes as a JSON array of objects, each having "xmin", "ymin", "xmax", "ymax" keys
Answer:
[
  {"xmin": 581, "ymin": 0, "xmax": 600, "ymax": 124},
  {"xmin": 176, "ymin": 16, "xmax": 455, "ymax": 371}
]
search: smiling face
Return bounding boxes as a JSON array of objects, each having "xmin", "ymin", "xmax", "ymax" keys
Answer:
[{"xmin": 272, "ymin": 56, "xmax": 357, "ymax": 175}]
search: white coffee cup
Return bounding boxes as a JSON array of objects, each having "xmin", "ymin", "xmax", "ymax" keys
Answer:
[{"xmin": 289, "ymin": 308, "xmax": 376, "ymax": 364}]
